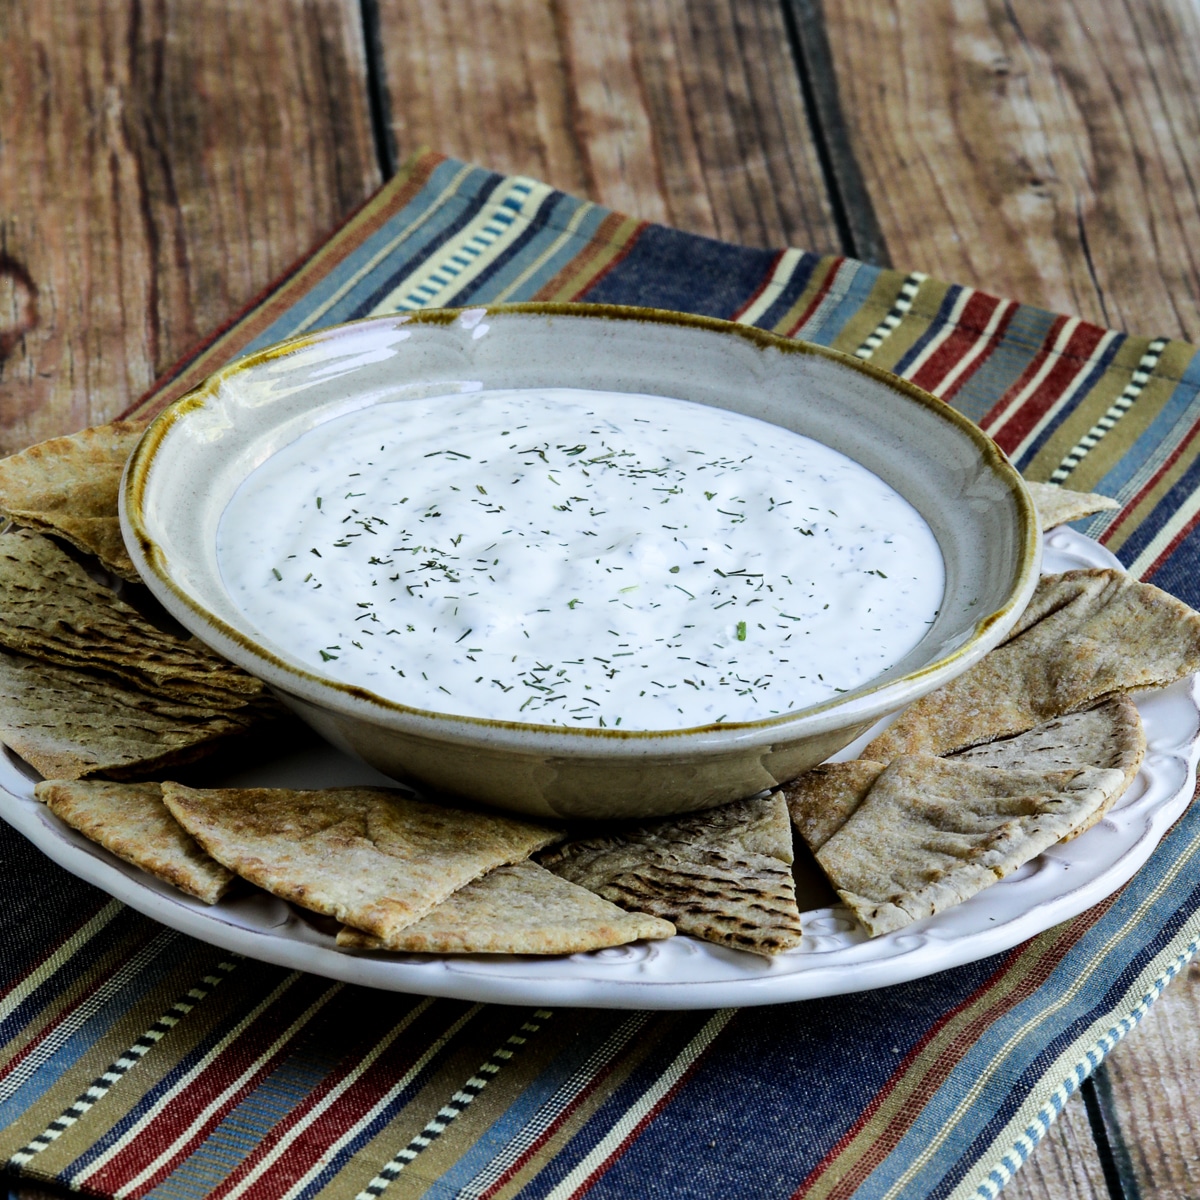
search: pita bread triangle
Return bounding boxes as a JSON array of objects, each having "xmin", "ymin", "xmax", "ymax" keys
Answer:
[
  {"xmin": 0, "ymin": 646, "xmax": 270, "ymax": 780},
  {"xmin": 336, "ymin": 860, "xmax": 674, "ymax": 954},
  {"xmin": 161, "ymin": 783, "xmax": 563, "ymax": 940},
  {"xmin": 866, "ymin": 569, "xmax": 1200, "ymax": 761},
  {"xmin": 539, "ymin": 792, "xmax": 803, "ymax": 955},
  {"xmin": 1025, "ymin": 481, "xmax": 1119, "ymax": 530},
  {"xmin": 0, "ymin": 529, "xmax": 279, "ymax": 714},
  {"xmin": 816, "ymin": 754, "xmax": 1127, "ymax": 937},
  {"xmin": 0, "ymin": 421, "xmax": 143, "ymax": 580},
  {"xmin": 36, "ymin": 780, "xmax": 234, "ymax": 904}
]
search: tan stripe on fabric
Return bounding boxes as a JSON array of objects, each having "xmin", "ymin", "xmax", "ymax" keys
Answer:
[
  {"xmin": 22, "ymin": 954, "xmax": 258, "ymax": 1182},
  {"xmin": 0, "ymin": 947, "xmax": 232, "ymax": 1172},
  {"xmin": 828, "ymin": 269, "xmax": 919, "ymax": 357},
  {"xmin": 765, "ymin": 256, "xmax": 839, "ymax": 338},
  {"xmin": 532, "ymin": 214, "xmax": 643, "ymax": 304},
  {"xmin": 860, "ymin": 279, "xmax": 952, "ymax": 375},
  {"xmin": 313, "ymin": 1007, "xmax": 521, "ymax": 1200},
  {"xmin": 0, "ymin": 919, "xmax": 171, "ymax": 1082},
  {"xmin": 797, "ymin": 907, "xmax": 1111, "ymax": 1200},
  {"xmin": 1021, "ymin": 336, "xmax": 1154, "ymax": 486},
  {"xmin": 949, "ymin": 912, "xmax": 1200, "ymax": 1200},
  {"xmin": 880, "ymin": 822, "xmax": 1200, "ymax": 1200}
]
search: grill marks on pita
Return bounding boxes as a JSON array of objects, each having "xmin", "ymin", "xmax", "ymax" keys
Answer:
[
  {"xmin": 539, "ymin": 793, "xmax": 804, "ymax": 956},
  {"xmin": 0, "ymin": 530, "xmax": 289, "ymax": 779},
  {"xmin": 0, "ymin": 421, "xmax": 143, "ymax": 581}
]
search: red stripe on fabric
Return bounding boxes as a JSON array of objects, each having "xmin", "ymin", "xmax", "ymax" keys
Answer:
[
  {"xmin": 568, "ymin": 1017, "xmax": 728, "ymax": 1200},
  {"xmin": 119, "ymin": 151, "xmax": 445, "ymax": 424},
  {"xmin": 205, "ymin": 1000, "xmax": 468, "ymax": 1200},
  {"xmin": 728, "ymin": 250, "xmax": 785, "ymax": 321},
  {"xmin": 909, "ymin": 292, "xmax": 1000, "ymax": 392},
  {"xmin": 569, "ymin": 222, "xmax": 649, "ymax": 301},
  {"xmin": 472, "ymin": 1035, "xmax": 637, "ymax": 1200},
  {"xmin": 933, "ymin": 299, "xmax": 1019, "ymax": 402},
  {"xmin": 1140, "ymin": 505, "xmax": 1200, "ymax": 582},
  {"xmin": 0, "ymin": 923, "xmax": 160, "ymax": 1080},
  {"xmin": 977, "ymin": 314, "xmax": 1072, "ymax": 431},
  {"xmin": 1101, "ymin": 415, "xmax": 1200, "ymax": 544},
  {"xmin": 83, "ymin": 973, "xmax": 332, "ymax": 1195},
  {"xmin": 789, "ymin": 900, "xmax": 1115, "ymax": 1200},
  {"xmin": 0, "ymin": 895, "xmax": 111, "ymax": 1010},
  {"xmin": 784, "ymin": 257, "xmax": 844, "ymax": 338},
  {"xmin": 986, "ymin": 322, "xmax": 1110, "ymax": 454}
]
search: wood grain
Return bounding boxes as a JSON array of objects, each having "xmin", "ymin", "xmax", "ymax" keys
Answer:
[
  {"xmin": 820, "ymin": 0, "xmax": 1200, "ymax": 341},
  {"xmin": 373, "ymin": 0, "xmax": 840, "ymax": 252},
  {"xmin": 1093, "ymin": 959, "xmax": 1200, "ymax": 1199},
  {"xmin": 0, "ymin": 0, "xmax": 379, "ymax": 453},
  {"xmin": 1004, "ymin": 1089, "xmax": 1112, "ymax": 1200}
]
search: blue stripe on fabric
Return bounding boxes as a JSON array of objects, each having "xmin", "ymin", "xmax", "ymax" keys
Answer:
[
  {"xmin": 1011, "ymin": 333, "xmax": 1127, "ymax": 472},
  {"xmin": 339, "ymin": 172, "xmax": 509, "ymax": 321},
  {"xmin": 240, "ymin": 158, "xmax": 486, "ymax": 352},
  {"xmin": 0, "ymin": 904, "xmax": 153, "ymax": 1052},
  {"xmin": 489, "ymin": 202, "xmax": 617, "ymax": 302},
  {"xmin": 800, "ymin": 260, "xmax": 881, "ymax": 347},
  {"xmin": 1090, "ymin": 353, "xmax": 1200, "ymax": 501},
  {"xmin": 511, "ymin": 1012, "xmax": 719, "ymax": 1200},
  {"xmin": 921, "ymin": 870, "xmax": 1200, "ymax": 1200},
  {"xmin": 286, "ymin": 1000, "xmax": 483, "ymax": 1200},
  {"xmin": 578, "ymin": 225, "xmax": 779, "ymax": 319},
  {"xmin": 890, "ymin": 285, "xmax": 964, "ymax": 376},
  {"xmin": 420, "ymin": 1010, "xmax": 633, "ymax": 1199},
  {"xmin": 445, "ymin": 192, "xmax": 580, "ymax": 306},
  {"xmin": 579, "ymin": 956, "xmax": 1005, "ymax": 1200},
  {"xmin": 857, "ymin": 803, "xmax": 1200, "ymax": 1200},
  {"xmin": 749, "ymin": 253, "xmax": 823, "ymax": 332},
  {"xmin": 949, "ymin": 305, "xmax": 1060, "ymax": 426},
  {"xmin": 59, "ymin": 958, "xmax": 303, "ymax": 1180},
  {"xmin": 139, "ymin": 988, "xmax": 435, "ymax": 1200},
  {"xmin": 0, "ymin": 931, "xmax": 196, "ymax": 1132},
  {"xmin": 0, "ymin": 827, "xmax": 114, "ymax": 1004}
]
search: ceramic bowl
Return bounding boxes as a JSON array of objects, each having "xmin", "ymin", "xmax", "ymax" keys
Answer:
[{"xmin": 120, "ymin": 304, "xmax": 1040, "ymax": 820}]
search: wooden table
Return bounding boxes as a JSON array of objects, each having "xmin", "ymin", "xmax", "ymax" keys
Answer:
[{"xmin": 3, "ymin": 3, "xmax": 1198, "ymax": 1196}]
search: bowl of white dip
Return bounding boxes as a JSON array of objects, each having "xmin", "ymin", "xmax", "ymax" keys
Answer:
[{"xmin": 121, "ymin": 305, "xmax": 1040, "ymax": 819}]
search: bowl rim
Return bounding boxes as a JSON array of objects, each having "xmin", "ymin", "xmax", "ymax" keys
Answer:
[{"xmin": 121, "ymin": 301, "xmax": 1042, "ymax": 749}]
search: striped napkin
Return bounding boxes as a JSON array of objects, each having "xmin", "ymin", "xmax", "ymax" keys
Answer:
[{"xmin": 1, "ymin": 150, "xmax": 1198, "ymax": 1200}]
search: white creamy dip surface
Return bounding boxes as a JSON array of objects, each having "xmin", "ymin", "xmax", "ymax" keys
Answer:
[{"xmin": 217, "ymin": 388, "xmax": 945, "ymax": 730}]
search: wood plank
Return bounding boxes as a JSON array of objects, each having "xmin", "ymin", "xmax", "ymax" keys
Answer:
[
  {"xmin": 1003, "ymin": 1088, "xmax": 1112, "ymax": 1200},
  {"xmin": 373, "ymin": 0, "xmax": 840, "ymax": 252},
  {"xmin": 0, "ymin": 1, "xmax": 380, "ymax": 454},
  {"xmin": 820, "ymin": 0, "xmax": 1200, "ymax": 341},
  {"xmin": 1090, "ymin": 959, "xmax": 1200, "ymax": 1199}
]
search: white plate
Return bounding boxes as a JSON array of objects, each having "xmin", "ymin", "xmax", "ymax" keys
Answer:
[{"xmin": 1, "ymin": 528, "xmax": 1196, "ymax": 1010}]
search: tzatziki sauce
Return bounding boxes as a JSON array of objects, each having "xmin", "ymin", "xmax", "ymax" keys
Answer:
[{"xmin": 217, "ymin": 388, "xmax": 945, "ymax": 730}]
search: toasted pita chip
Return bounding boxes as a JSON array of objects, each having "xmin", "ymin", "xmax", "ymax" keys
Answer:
[
  {"xmin": 36, "ymin": 780, "xmax": 234, "ymax": 903},
  {"xmin": 161, "ymin": 783, "xmax": 562, "ymax": 940},
  {"xmin": 0, "ymin": 647, "xmax": 271, "ymax": 780},
  {"xmin": 817, "ymin": 755, "xmax": 1127, "ymax": 937},
  {"xmin": 0, "ymin": 421, "xmax": 143, "ymax": 580},
  {"xmin": 0, "ymin": 530, "xmax": 277, "ymax": 713},
  {"xmin": 783, "ymin": 761, "xmax": 887, "ymax": 853},
  {"xmin": 865, "ymin": 570, "xmax": 1200, "ymax": 761},
  {"xmin": 1026, "ymin": 481, "xmax": 1119, "ymax": 530},
  {"xmin": 336, "ymin": 860, "xmax": 674, "ymax": 954},
  {"xmin": 950, "ymin": 696, "xmax": 1144, "ymax": 840},
  {"xmin": 539, "ymin": 793, "xmax": 802, "ymax": 955}
]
